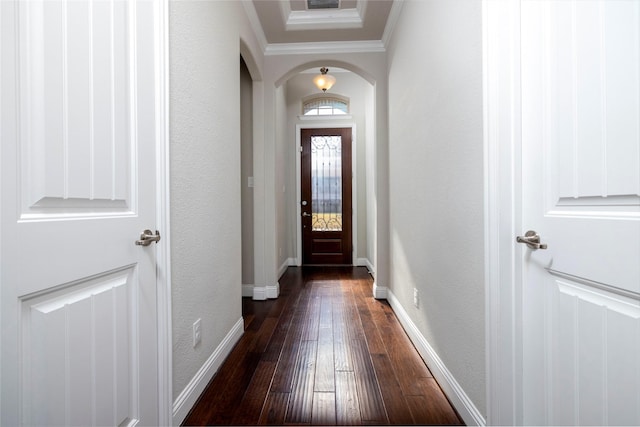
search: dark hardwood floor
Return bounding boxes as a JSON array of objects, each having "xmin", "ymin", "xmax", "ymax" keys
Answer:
[{"xmin": 183, "ymin": 266, "xmax": 464, "ymax": 426}]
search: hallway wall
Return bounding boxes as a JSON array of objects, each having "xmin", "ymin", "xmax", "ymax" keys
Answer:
[
  {"xmin": 275, "ymin": 84, "xmax": 290, "ymax": 271},
  {"xmin": 241, "ymin": 58, "xmax": 255, "ymax": 285},
  {"xmin": 386, "ymin": 0, "xmax": 486, "ymax": 417},
  {"xmin": 169, "ymin": 0, "xmax": 264, "ymax": 416}
]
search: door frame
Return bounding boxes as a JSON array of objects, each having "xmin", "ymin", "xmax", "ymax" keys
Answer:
[
  {"xmin": 295, "ymin": 122, "xmax": 357, "ymax": 266},
  {"xmin": 483, "ymin": 1, "xmax": 524, "ymax": 425},
  {"xmin": 155, "ymin": 0, "xmax": 172, "ymax": 424}
]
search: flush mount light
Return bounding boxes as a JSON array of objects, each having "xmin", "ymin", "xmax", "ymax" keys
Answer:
[{"xmin": 313, "ymin": 67, "xmax": 336, "ymax": 92}]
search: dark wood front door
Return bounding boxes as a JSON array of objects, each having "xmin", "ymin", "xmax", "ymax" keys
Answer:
[{"xmin": 301, "ymin": 128, "xmax": 352, "ymax": 265}]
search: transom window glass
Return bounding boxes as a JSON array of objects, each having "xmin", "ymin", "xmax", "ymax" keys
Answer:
[{"xmin": 303, "ymin": 97, "xmax": 349, "ymax": 116}]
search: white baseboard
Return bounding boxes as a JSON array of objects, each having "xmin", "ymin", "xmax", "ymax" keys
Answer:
[
  {"xmin": 172, "ymin": 317, "xmax": 244, "ymax": 425},
  {"xmin": 267, "ymin": 282, "xmax": 280, "ymax": 299},
  {"xmin": 386, "ymin": 291, "xmax": 486, "ymax": 426},
  {"xmin": 241, "ymin": 284, "xmax": 254, "ymax": 298},
  {"xmin": 253, "ymin": 286, "xmax": 267, "ymax": 300},
  {"xmin": 250, "ymin": 283, "xmax": 280, "ymax": 300},
  {"xmin": 372, "ymin": 281, "xmax": 388, "ymax": 299},
  {"xmin": 247, "ymin": 258, "xmax": 293, "ymax": 301}
]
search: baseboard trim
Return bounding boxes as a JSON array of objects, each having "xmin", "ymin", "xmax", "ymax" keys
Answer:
[
  {"xmin": 253, "ymin": 286, "xmax": 267, "ymax": 300},
  {"xmin": 172, "ymin": 317, "xmax": 244, "ymax": 425},
  {"xmin": 241, "ymin": 284, "xmax": 254, "ymax": 298},
  {"xmin": 387, "ymin": 291, "xmax": 486, "ymax": 426},
  {"xmin": 266, "ymin": 282, "xmax": 280, "ymax": 299},
  {"xmin": 372, "ymin": 281, "xmax": 388, "ymax": 299}
]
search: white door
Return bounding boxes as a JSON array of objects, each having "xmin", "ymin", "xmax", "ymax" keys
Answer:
[
  {"xmin": 1, "ymin": 1, "xmax": 163, "ymax": 425},
  {"xmin": 520, "ymin": 1, "xmax": 640, "ymax": 425}
]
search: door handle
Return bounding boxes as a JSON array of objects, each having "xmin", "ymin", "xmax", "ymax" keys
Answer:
[
  {"xmin": 302, "ymin": 212, "xmax": 311, "ymax": 217},
  {"xmin": 516, "ymin": 230, "xmax": 547, "ymax": 250},
  {"xmin": 135, "ymin": 229, "xmax": 161, "ymax": 246}
]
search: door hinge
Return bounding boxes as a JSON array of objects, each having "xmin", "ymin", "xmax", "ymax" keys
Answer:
[{"xmin": 299, "ymin": 146, "xmax": 303, "ymax": 153}]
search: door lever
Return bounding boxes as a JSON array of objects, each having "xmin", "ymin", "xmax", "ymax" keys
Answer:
[
  {"xmin": 516, "ymin": 230, "xmax": 547, "ymax": 250},
  {"xmin": 135, "ymin": 229, "xmax": 161, "ymax": 246},
  {"xmin": 302, "ymin": 212, "xmax": 311, "ymax": 217}
]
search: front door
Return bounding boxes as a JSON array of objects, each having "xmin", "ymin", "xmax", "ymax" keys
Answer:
[
  {"xmin": 520, "ymin": 1, "xmax": 640, "ymax": 425},
  {"xmin": 1, "ymin": 1, "xmax": 163, "ymax": 425},
  {"xmin": 301, "ymin": 128, "xmax": 353, "ymax": 265}
]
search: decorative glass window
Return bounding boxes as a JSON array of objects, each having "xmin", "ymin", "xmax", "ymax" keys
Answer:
[
  {"xmin": 303, "ymin": 96, "xmax": 349, "ymax": 116},
  {"xmin": 311, "ymin": 136, "xmax": 342, "ymax": 231}
]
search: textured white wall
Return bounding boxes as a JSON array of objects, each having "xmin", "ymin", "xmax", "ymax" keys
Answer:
[
  {"xmin": 275, "ymin": 85, "xmax": 290, "ymax": 270},
  {"xmin": 387, "ymin": 0, "xmax": 486, "ymax": 415},
  {"xmin": 364, "ymin": 83, "xmax": 376, "ymax": 273},
  {"xmin": 241, "ymin": 58, "xmax": 255, "ymax": 284},
  {"xmin": 169, "ymin": 0, "xmax": 261, "ymax": 401}
]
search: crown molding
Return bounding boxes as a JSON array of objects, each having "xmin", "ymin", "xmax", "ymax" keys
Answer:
[
  {"xmin": 265, "ymin": 40, "xmax": 385, "ymax": 56},
  {"xmin": 279, "ymin": 0, "xmax": 292, "ymax": 27},
  {"xmin": 241, "ymin": 0, "xmax": 268, "ymax": 52},
  {"xmin": 356, "ymin": 0, "xmax": 368, "ymax": 24},
  {"xmin": 381, "ymin": 0, "xmax": 404, "ymax": 48}
]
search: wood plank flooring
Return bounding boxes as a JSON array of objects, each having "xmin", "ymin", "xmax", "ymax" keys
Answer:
[{"xmin": 183, "ymin": 267, "xmax": 464, "ymax": 426}]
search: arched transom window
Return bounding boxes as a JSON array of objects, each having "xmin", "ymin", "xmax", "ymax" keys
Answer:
[{"xmin": 302, "ymin": 96, "xmax": 349, "ymax": 116}]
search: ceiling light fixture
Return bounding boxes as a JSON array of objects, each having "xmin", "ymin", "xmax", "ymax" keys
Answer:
[{"xmin": 313, "ymin": 67, "xmax": 336, "ymax": 92}]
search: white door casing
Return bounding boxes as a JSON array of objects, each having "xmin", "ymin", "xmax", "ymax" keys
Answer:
[
  {"xmin": 485, "ymin": 0, "xmax": 640, "ymax": 425},
  {"xmin": 1, "ymin": 1, "xmax": 170, "ymax": 425}
]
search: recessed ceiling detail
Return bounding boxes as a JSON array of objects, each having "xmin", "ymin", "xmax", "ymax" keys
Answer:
[
  {"xmin": 249, "ymin": 0, "xmax": 395, "ymax": 45},
  {"xmin": 281, "ymin": 0, "xmax": 367, "ymax": 31},
  {"xmin": 307, "ymin": 0, "xmax": 340, "ymax": 9}
]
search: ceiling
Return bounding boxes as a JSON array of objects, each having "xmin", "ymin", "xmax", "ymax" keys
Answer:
[{"xmin": 250, "ymin": 0, "xmax": 395, "ymax": 45}]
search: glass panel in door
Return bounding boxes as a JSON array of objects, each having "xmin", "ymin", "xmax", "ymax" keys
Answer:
[{"xmin": 311, "ymin": 136, "xmax": 342, "ymax": 232}]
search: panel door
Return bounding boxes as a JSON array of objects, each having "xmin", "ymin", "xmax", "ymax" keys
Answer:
[
  {"xmin": 520, "ymin": 1, "xmax": 640, "ymax": 425},
  {"xmin": 1, "ymin": 1, "xmax": 163, "ymax": 425},
  {"xmin": 301, "ymin": 128, "xmax": 353, "ymax": 265}
]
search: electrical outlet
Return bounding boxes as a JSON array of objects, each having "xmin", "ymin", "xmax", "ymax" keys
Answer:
[
  {"xmin": 193, "ymin": 318, "xmax": 201, "ymax": 348},
  {"xmin": 413, "ymin": 288, "xmax": 419, "ymax": 308}
]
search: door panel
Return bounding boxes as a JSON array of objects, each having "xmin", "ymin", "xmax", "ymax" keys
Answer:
[
  {"xmin": 26, "ymin": 267, "xmax": 135, "ymax": 426},
  {"xmin": 301, "ymin": 128, "xmax": 352, "ymax": 265},
  {"xmin": 521, "ymin": 1, "xmax": 640, "ymax": 425},
  {"xmin": 1, "ymin": 1, "xmax": 161, "ymax": 425}
]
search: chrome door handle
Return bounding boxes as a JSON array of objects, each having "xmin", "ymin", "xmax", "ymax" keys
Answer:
[
  {"xmin": 135, "ymin": 229, "xmax": 161, "ymax": 246},
  {"xmin": 302, "ymin": 212, "xmax": 311, "ymax": 217},
  {"xmin": 516, "ymin": 230, "xmax": 547, "ymax": 250}
]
